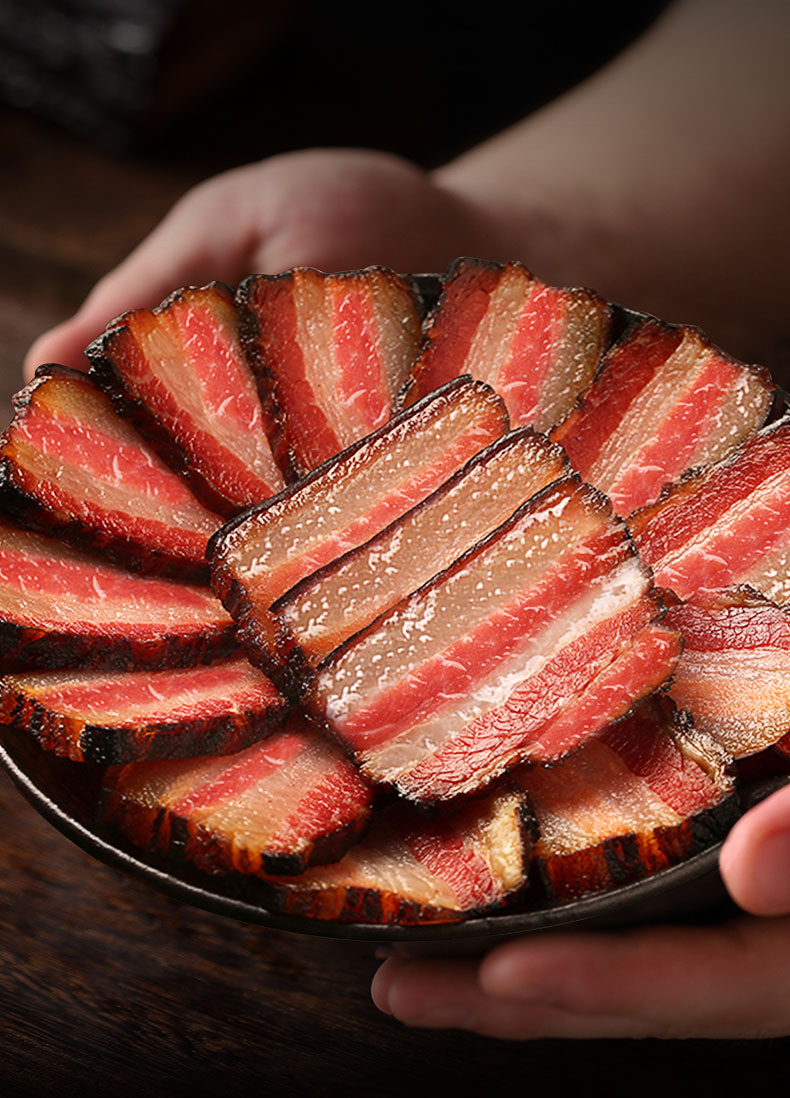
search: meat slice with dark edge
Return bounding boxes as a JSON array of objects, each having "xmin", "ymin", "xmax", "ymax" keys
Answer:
[
  {"xmin": 87, "ymin": 283, "xmax": 285, "ymax": 516},
  {"xmin": 0, "ymin": 655, "xmax": 286, "ymax": 764},
  {"xmin": 209, "ymin": 376, "xmax": 508, "ymax": 688},
  {"xmin": 101, "ymin": 711, "xmax": 374, "ymax": 876},
  {"xmin": 550, "ymin": 319, "xmax": 774, "ymax": 516},
  {"xmin": 404, "ymin": 258, "xmax": 610, "ymax": 432},
  {"xmin": 262, "ymin": 785, "xmax": 533, "ymax": 925},
  {"xmin": 631, "ymin": 415, "xmax": 790, "ymax": 603},
  {"xmin": 0, "ymin": 519, "xmax": 235, "ymax": 670},
  {"xmin": 270, "ymin": 427, "xmax": 569, "ymax": 687},
  {"xmin": 519, "ymin": 696, "xmax": 737, "ymax": 902},
  {"xmin": 665, "ymin": 588, "xmax": 790, "ymax": 759},
  {"xmin": 238, "ymin": 266, "xmax": 422, "ymax": 474},
  {"xmin": 308, "ymin": 475, "xmax": 681, "ymax": 805},
  {"xmin": 0, "ymin": 365, "xmax": 221, "ymax": 581}
]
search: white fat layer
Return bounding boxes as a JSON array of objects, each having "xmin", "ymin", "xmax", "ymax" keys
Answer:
[
  {"xmin": 743, "ymin": 541, "xmax": 790, "ymax": 604},
  {"xmin": 463, "ymin": 266, "xmax": 534, "ymax": 386},
  {"xmin": 531, "ymin": 291, "xmax": 604, "ymax": 433}
]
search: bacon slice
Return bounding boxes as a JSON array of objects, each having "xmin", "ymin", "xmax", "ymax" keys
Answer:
[
  {"xmin": 405, "ymin": 258, "xmax": 610, "ymax": 432},
  {"xmin": 0, "ymin": 366, "xmax": 221, "ymax": 581},
  {"xmin": 263, "ymin": 786, "xmax": 532, "ymax": 924},
  {"xmin": 271, "ymin": 428, "xmax": 569, "ymax": 683},
  {"xmin": 102, "ymin": 712, "xmax": 374, "ymax": 875},
  {"xmin": 0, "ymin": 655, "xmax": 286, "ymax": 764},
  {"xmin": 0, "ymin": 519, "xmax": 235, "ymax": 670},
  {"xmin": 520, "ymin": 697, "xmax": 737, "ymax": 902},
  {"xmin": 665, "ymin": 588, "xmax": 790, "ymax": 759},
  {"xmin": 309, "ymin": 476, "xmax": 681, "ymax": 805},
  {"xmin": 550, "ymin": 319, "xmax": 774, "ymax": 516},
  {"xmin": 210, "ymin": 377, "xmax": 508, "ymax": 686},
  {"xmin": 238, "ymin": 266, "xmax": 421, "ymax": 474},
  {"xmin": 87, "ymin": 283, "xmax": 285, "ymax": 516},
  {"xmin": 631, "ymin": 416, "xmax": 790, "ymax": 603}
]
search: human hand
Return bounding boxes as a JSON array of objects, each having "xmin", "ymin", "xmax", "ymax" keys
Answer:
[
  {"xmin": 24, "ymin": 148, "xmax": 504, "ymax": 380},
  {"xmin": 371, "ymin": 785, "xmax": 790, "ymax": 1039}
]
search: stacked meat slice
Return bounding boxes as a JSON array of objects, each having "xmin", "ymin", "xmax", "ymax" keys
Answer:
[{"xmin": 3, "ymin": 259, "xmax": 783, "ymax": 927}]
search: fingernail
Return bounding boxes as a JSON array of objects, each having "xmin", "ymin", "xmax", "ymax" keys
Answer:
[{"xmin": 747, "ymin": 829, "xmax": 790, "ymax": 915}]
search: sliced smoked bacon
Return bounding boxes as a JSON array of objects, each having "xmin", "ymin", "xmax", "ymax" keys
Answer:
[
  {"xmin": 0, "ymin": 655, "xmax": 286, "ymax": 764},
  {"xmin": 262, "ymin": 785, "xmax": 532, "ymax": 925},
  {"xmin": 87, "ymin": 283, "xmax": 285, "ymax": 516},
  {"xmin": 519, "ymin": 697, "xmax": 737, "ymax": 902},
  {"xmin": 210, "ymin": 377, "xmax": 508, "ymax": 686},
  {"xmin": 404, "ymin": 258, "xmax": 610, "ymax": 433},
  {"xmin": 631, "ymin": 415, "xmax": 790, "ymax": 603},
  {"xmin": 0, "ymin": 519, "xmax": 235, "ymax": 670},
  {"xmin": 238, "ymin": 266, "xmax": 422, "ymax": 474},
  {"xmin": 550, "ymin": 319, "xmax": 774, "ymax": 516},
  {"xmin": 102, "ymin": 711, "xmax": 374, "ymax": 876},
  {"xmin": 664, "ymin": 588, "xmax": 790, "ymax": 759},
  {"xmin": 271, "ymin": 428, "xmax": 569, "ymax": 682},
  {"xmin": 0, "ymin": 366, "xmax": 221, "ymax": 581},
  {"xmin": 308, "ymin": 476, "xmax": 681, "ymax": 806}
]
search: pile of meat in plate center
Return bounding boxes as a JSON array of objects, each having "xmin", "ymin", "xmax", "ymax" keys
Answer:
[{"xmin": 2, "ymin": 258, "xmax": 789, "ymax": 925}]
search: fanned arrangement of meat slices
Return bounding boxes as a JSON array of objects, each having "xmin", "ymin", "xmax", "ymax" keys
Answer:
[{"xmin": 2, "ymin": 258, "xmax": 788, "ymax": 930}]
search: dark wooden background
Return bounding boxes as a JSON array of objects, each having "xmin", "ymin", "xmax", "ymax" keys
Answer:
[{"xmin": 0, "ymin": 77, "xmax": 788, "ymax": 1092}]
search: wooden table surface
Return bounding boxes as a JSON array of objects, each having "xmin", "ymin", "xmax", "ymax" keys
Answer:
[{"xmin": 0, "ymin": 105, "xmax": 786, "ymax": 1095}]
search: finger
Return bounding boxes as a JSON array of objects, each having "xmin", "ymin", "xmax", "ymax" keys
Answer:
[{"xmin": 720, "ymin": 784, "xmax": 790, "ymax": 915}]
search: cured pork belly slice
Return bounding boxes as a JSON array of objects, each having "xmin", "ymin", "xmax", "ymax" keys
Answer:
[
  {"xmin": 520, "ymin": 697, "xmax": 737, "ymax": 902},
  {"xmin": 210, "ymin": 377, "xmax": 508, "ymax": 682},
  {"xmin": 0, "ymin": 366, "xmax": 221, "ymax": 581},
  {"xmin": 310, "ymin": 476, "xmax": 681, "ymax": 805},
  {"xmin": 272, "ymin": 428, "xmax": 569, "ymax": 679},
  {"xmin": 87, "ymin": 283, "xmax": 285, "ymax": 517},
  {"xmin": 263, "ymin": 786, "xmax": 532, "ymax": 925},
  {"xmin": 0, "ymin": 655, "xmax": 286, "ymax": 764},
  {"xmin": 102, "ymin": 712, "xmax": 374, "ymax": 875},
  {"xmin": 238, "ymin": 266, "xmax": 422, "ymax": 474},
  {"xmin": 631, "ymin": 416, "xmax": 790, "ymax": 602},
  {"xmin": 550, "ymin": 319, "xmax": 774, "ymax": 516},
  {"xmin": 0, "ymin": 519, "xmax": 235, "ymax": 670},
  {"xmin": 665, "ymin": 588, "xmax": 790, "ymax": 758},
  {"xmin": 405, "ymin": 258, "xmax": 610, "ymax": 432}
]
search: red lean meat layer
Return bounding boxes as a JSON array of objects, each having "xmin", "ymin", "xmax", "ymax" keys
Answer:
[
  {"xmin": 631, "ymin": 415, "xmax": 790, "ymax": 603},
  {"xmin": 404, "ymin": 258, "xmax": 610, "ymax": 432},
  {"xmin": 665, "ymin": 588, "xmax": 790, "ymax": 758},
  {"xmin": 0, "ymin": 655, "xmax": 287, "ymax": 764},
  {"xmin": 0, "ymin": 519, "xmax": 235, "ymax": 670},
  {"xmin": 102, "ymin": 711, "xmax": 374, "ymax": 876},
  {"xmin": 238, "ymin": 266, "xmax": 422, "ymax": 474},
  {"xmin": 550, "ymin": 318, "xmax": 774, "ymax": 516},
  {"xmin": 210, "ymin": 376, "xmax": 508, "ymax": 689},
  {"xmin": 519, "ymin": 697, "xmax": 737, "ymax": 901},
  {"xmin": 0, "ymin": 366, "xmax": 222, "ymax": 581},
  {"xmin": 87, "ymin": 283, "xmax": 285, "ymax": 516},
  {"xmin": 262, "ymin": 785, "xmax": 533, "ymax": 924},
  {"xmin": 270, "ymin": 428, "xmax": 569, "ymax": 684},
  {"xmin": 308, "ymin": 476, "xmax": 681, "ymax": 805}
]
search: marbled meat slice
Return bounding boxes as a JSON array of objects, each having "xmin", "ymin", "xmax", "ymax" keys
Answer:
[
  {"xmin": 550, "ymin": 319, "xmax": 774, "ymax": 516},
  {"xmin": 665, "ymin": 588, "xmax": 790, "ymax": 758},
  {"xmin": 87, "ymin": 283, "xmax": 285, "ymax": 516},
  {"xmin": 0, "ymin": 365, "xmax": 221, "ymax": 581},
  {"xmin": 309, "ymin": 476, "xmax": 681, "ymax": 805},
  {"xmin": 263, "ymin": 785, "xmax": 532, "ymax": 925},
  {"xmin": 0, "ymin": 519, "xmax": 235, "ymax": 670},
  {"xmin": 272, "ymin": 428, "xmax": 569, "ymax": 683},
  {"xmin": 405, "ymin": 258, "xmax": 610, "ymax": 432},
  {"xmin": 631, "ymin": 415, "xmax": 790, "ymax": 602},
  {"xmin": 102, "ymin": 711, "xmax": 374, "ymax": 875},
  {"xmin": 210, "ymin": 376, "xmax": 508, "ymax": 686},
  {"xmin": 519, "ymin": 696, "xmax": 737, "ymax": 902},
  {"xmin": 238, "ymin": 266, "xmax": 421, "ymax": 474},
  {"xmin": 0, "ymin": 654, "xmax": 286, "ymax": 764}
]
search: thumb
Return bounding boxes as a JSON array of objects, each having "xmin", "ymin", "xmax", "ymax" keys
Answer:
[{"xmin": 720, "ymin": 783, "xmax": 790, "ymax": 915}]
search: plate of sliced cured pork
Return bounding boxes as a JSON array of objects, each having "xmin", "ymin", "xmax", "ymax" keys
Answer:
[{"xmin": 1, "ymin": 259, "xmax": 790, "ymax": 941}]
